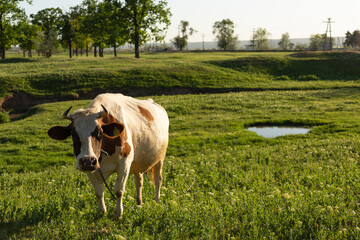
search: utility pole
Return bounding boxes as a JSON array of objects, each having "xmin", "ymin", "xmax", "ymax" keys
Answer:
[
  {"xmin": 323, "ymin": 18, "xmax": 335, "ymax": 51},
  {"xmin": 251, "ymin": 28, "xmax": 256, "ymax": 51},
  {"xmin": 178, "ymin": 24, "xmax": 182, "ymax": 51},
  {"xmin": 202, "ymin": 34, "xmax": 205, "ymax": 51}
]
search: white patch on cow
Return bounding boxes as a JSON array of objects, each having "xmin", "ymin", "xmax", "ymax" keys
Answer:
[{"xmin": 72, "ymin": 112, "xmax": 99, "ymax": 169}]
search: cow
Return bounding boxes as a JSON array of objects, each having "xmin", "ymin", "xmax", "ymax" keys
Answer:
[{"xmin": 47, "ymin": 93, "xmax": 169, "ymax": 220}]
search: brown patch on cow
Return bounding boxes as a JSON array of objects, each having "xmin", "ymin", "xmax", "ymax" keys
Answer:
[
  {"xmin": 138, "ymin": 105, "xmax": 154, "ymax": 127},
  {"xmin": 71, "ymin": 128, "xmax": 81, "ymax": 157},
  {"xmin": 122, "ymin": 142, "xmax": 131, "ymax": 157},
  {"xmin": 101, "ymin": 135, "xmax": 122, "ymax": 155},
  {"xmin": 100, "ymin": 114, "xmax": 118, "ymax": 125},
  {"xmin": 90, "ymin": 125, "xmax": 103, "ymax": 158},
  {"xmin": 99, "ymin": 114, "xmax": 131, "ymax": 157}
]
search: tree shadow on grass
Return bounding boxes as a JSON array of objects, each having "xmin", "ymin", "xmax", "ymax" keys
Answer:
[{"xmin": 0, "ymin": 58, "xmax": 37, "ymax": 64}]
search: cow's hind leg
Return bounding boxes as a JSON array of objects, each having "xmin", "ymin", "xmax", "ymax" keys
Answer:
[
  {"xmin": 152, "ymin": 159, "xmax": 164, "ymax": 202},
  {"xmin": 134, "ymin": 173, "xmax": 143, "ymax": 205},
  {"xmin": 87, "ymin": 172, "xmax": 107, "ymax": 214}
]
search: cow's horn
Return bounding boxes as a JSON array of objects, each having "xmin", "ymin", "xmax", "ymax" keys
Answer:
[
  {"xmin": 62, "ymin": 106, "xmax": 72, "ymax": 120},
  {"xmin": 101, "ymin": 104, "xmax": 109, "ymax": 116}
]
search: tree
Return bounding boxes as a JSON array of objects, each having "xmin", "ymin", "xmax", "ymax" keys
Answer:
[
  {"xmin": 294, "ymin": 43, "xmax": 307, "ymax": 51},
  {"xmin": 172, "ymin": 20, "xmax": 196, "ymax": 51},
  {"xmin": 101, "ymin": 0, "xmax": 128, "ymax": 57},
  {"xmin": 344, "ymin": 30, "xmax": 360, "ymax": 49},
  {"xmin": 16, "ymin": 19, "xmax": 39, "ymax": 57},
  {"xmin": 60, "ymin": 5, "xmax": 90, "ymax": 58},
  {"xmin": 212, "ymin": 19, "xmax": 238, "ymax": 51},
  {"xmin": 31, "ymin": 8, "xmax": 63, "ymax": 38},
  {"xmin": 309, "ymin": 33, "xmax": 335, "ymax": 51},
  {"xmin": 124, "ymin": 0, "xmax": 171, "ymax": 58},
  {"xmin": 35, "ymin": 29, "xmax": 58, "ymax": 57},
  {"xmin": 31, "ymin": 8, "xmax": 63, "ymax": 57},
  {"xmin": 60, "ymin": 13, "xmax": 76, "ymax": 58},
  {"xmin": 252, "ymin": 27, "xmax": 271, "ymax": 50},
  {"xmin": 82, "ymin": 0, "xmax": 111, "ymax": 57},
  {"xmin": 309, "ymin": 34, "xmax": 323, "ymax": 50},
  {"xmin": 278, "ymin": 32, "xmax": 291, "ymax": 50},
  {"xmin": 0, "ymin": 0, "xmax": 32, "ymax": 59}
]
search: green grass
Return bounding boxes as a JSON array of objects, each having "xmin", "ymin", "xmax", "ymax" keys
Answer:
[
  {"xmin": 1, "ymin": 51, "xmax": 360, "ymax": 99},
  {"xmin": 2, "ymin": 88, "xmax": 360, "ymax": 239}
]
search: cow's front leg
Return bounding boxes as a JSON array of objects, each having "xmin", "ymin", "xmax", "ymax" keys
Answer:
[
  {"xmin": 87, "ymin": 172, "xmax": 107, "ymax": 214},
  {"xmin": 113, "ymin": 157, "xmax": 132, "ymax": 220}
]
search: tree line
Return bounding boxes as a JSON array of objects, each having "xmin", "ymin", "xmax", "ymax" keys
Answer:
[
  {"xmin": 2, "ymin": 1, "xmax": 360, "ymax": 60},
  {"xmin": 0, "ymin": 0, "xmax": 171, "ymax": 59},
  {"xmin": 171, "ymin": 18, "xmax": 360, "ymax": 52}
]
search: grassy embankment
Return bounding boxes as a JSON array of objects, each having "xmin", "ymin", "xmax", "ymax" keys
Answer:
[
  {"xmin": 1, "ymin": 51, "xmax": 360, "ymax": 100},
  {"xmin": 2, "ymin": 88, "xmax": 360, "ymax": 239}
]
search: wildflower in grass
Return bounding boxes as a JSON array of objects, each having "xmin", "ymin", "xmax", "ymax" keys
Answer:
[
  {"xmin": 169, "ymin": 200, "xmax": 178, "ymax": 207},
  {"xmin": 127, "ymin": 195, "xmax": 134, "ymax": 201},
  {"xmin": 113, "ymin": 235, "xmax": 126, "ymax": 240},
  {"xmin": 273, "ymin": 187, "xmax": 281, "ymax": 194},
  {"xmin": 282, "ymin": 193, "xmax": 292, "ymax": 199}
]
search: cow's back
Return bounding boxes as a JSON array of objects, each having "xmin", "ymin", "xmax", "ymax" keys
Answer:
[{"xmin": 90, "ymin": 94, "xmax": 169, "ymax": 174}]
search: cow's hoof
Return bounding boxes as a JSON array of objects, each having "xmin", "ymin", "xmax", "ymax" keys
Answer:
[
  {"xmin": 113, "ymin": 213, "xmax": 122, "ymax": 221},
  {"xmin": 97, "ymin": 210, "xmax": 106, "ymax": 216}
]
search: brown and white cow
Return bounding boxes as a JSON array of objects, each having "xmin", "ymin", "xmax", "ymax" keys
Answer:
[{"xmin": 48, "ymin": 93, "xmax": 169, "ymax": 220}]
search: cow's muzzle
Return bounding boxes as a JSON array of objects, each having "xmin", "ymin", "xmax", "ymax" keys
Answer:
[{"xmin": 79, "ymin": 157, "xmax": 100, "ymax": 172}]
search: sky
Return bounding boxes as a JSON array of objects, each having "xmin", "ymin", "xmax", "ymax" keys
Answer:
[{"xmin": 19, "ymin": 0, "xmax": 360, "ymax": 42}]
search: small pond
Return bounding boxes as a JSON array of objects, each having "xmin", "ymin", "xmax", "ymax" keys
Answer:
[{"xmin": 247, "ymin": 126, "xmax": 311, "ymax": 138}]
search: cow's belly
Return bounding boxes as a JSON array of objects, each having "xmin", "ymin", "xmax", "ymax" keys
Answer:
[{"xmin": 129, "ymin": 141, "xmax": 168, "ymax": 174}]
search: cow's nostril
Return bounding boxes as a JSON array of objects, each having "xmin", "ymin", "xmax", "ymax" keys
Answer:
[{"xmin": 91, "ymin": 159, "xmax": 97, "ymax": 166}]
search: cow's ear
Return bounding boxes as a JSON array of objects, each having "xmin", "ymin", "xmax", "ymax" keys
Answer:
[
  {"xmin": 102, "ymin": 122, "xmax": 124, "ymax": 136},
  {"xmin": 48, "ymin": 125, "xmax": 72, "ymax": 140}
]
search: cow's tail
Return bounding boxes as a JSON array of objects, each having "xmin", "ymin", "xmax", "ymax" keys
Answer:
[
  {"xmin": 150, "ymin": 167, "xmax": 155, "ymax": 186},
  {"xmin": 145, "ymin": 168, "xmax": 155, "ymax": 186}
]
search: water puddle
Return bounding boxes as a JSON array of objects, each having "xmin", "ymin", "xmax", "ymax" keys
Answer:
[{"xmin": 247, "ymin": 126, "xmax": 311, "ymax": 138}]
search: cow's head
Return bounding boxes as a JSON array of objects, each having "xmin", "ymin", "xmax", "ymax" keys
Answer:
[{"xmin": 48, "ymin": 105, "xmax": 130, "ymax": 172}]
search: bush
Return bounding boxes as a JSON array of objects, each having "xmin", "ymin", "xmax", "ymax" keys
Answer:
[
  {"xmin": 0, "ymin": 111, "xmax": 10, "ymax": 123},
  {"xmin": 298, "ymin": 74, "xmax": 320, "ymax": 81},
  {"xmin": 276, "ymin": 75, "xmax": 291, "ymax": 81}
]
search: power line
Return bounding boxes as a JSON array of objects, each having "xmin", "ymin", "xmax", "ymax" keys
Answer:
[{"xmin": 323, "ymin": 18, "xmax": 335, "ymax": 50}]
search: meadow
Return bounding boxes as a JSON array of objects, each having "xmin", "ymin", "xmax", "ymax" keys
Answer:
[
  {"xmin": 2, "ymin": 87, "xmax": 360, "ymax": 239},
  {"xmin": 2, "ymin": 52, "xmax": 360, "ymax": 239},
  {"xmin": 1, "ymin": 51, "xmax": 360, "ymax": 100}
]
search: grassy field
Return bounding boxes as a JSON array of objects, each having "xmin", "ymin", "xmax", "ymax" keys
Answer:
[
  {"xmin": 2, "ymin": 88, "xmax": 360, "ymax": 239},
  {"xmin": 1, "ymin": 51, "xmax": 360, "ymax": 100}
]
